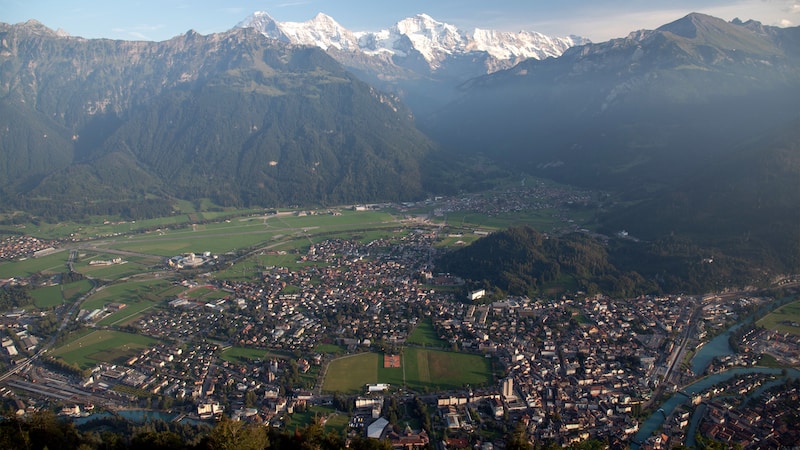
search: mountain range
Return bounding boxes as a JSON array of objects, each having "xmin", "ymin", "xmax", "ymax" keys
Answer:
[
  {"xmin": 236, "ymin": 12, "xmax": 589, "ymax": 113},
  {"xmin": 425, "ymin": 13, "xmax": 800, "ymax": 273},
  {"xmin": 0, "ymin": 20, "xmax": 437, "ymax": 217},
  {"xmin": 0, "ymin": 11, "xmax": 798, "ymax": 282}
]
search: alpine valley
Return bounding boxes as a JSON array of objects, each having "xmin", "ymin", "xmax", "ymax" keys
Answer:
[{"xmin": 0, "ymin": 11, "xmax": 799, "ymax": 287}]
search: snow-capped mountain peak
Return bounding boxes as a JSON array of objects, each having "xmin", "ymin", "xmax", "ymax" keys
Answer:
[
  {"xmin": 239, "ymin": 11, "xmax": 360, "ymax": 51},
  {"xmin": 237, "ymin": 11, "xmax": 589, "ymax": 73}
]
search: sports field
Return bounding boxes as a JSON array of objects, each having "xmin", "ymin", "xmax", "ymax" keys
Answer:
[
  {"xmin": 323, "ymin": 353, "xmax": 379, "ymax": 393},
  {"xmin": 322, "ymin": 348, "xmax": 492, "ymax": 394},
  {"xmin": 757, "ymin": 299, "xmax": 800, "ymax": 336},
  {"xmin": 50, "ymin": 330, "xmax": 156, "ymax": 370}
]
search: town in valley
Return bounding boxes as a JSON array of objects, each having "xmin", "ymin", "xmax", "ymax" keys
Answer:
[{"xmin": 1, "ymin": 187, "xmax": 798, "ymax": 449}]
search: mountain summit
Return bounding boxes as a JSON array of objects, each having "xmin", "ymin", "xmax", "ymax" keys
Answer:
[
  {"xmin": 236, "ymin": 11, "xmax": 589, "ymax": 113},
  {"xmin": 237, "ymin": 11, "xmax": 587, "ymax": 73}
]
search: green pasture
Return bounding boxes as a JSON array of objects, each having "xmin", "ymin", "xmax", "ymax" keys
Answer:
[
  {"xmin": 106, "ymin": 230, "xmax": 272, "ymax": 257},
  {"xmin": 50, "ymin": 329, "xmax": 156, "ymax": 370},
  {"xmin": 81, "ymin": 278, "xmax": 175, "ymax": 310},
  {"xmin": 102, "ymin": 210, "xmax": 397, "ymax": 257},
  {"xmin": 322, "ymin": 348, "xmax": 492, "ymax": 394},
  {"xmin": 96, "ymin": 298, "xmax": 157, "ymax": 327},
  {"xmin": 73, "ymin": 255, "xmax": 155, "ymax": 280},
  {"xmin": 220, "ymin": 346, "xmax": 291, "ymax": 363},
  {"xmin": 0, "ymin": 251, "xmax": 69, "ymax": 278},
  {"xmin": 7, "ymin": 204, "xmax": 266, "ymax": 242},
  {"xmin": 402, "ymin": 348, "xmax": 492, "ymax": 392},
  {"xmin": 314, "ymin": 344, "xmax": 346, "ymax": 355},
  {"xmin": 30, "ymin": 285, "xmax": 64, "ymax": 308},
  {"xmin": 61, "ymin": 279, "xmax": 95, "ymax": 303},
  {"xmin": 441, "ymin": 208, "xmax": 562, "ymax": 232},
  {"xmin": 757, "ymin": 300, "xmax": 800, "ymax": 336},
  {"xmin": 214, "ymin": 249, "xmax": 325, "ymax": 281},
  {"xmin": 435, "ymin": 233, "xmax": 482, "ymax": 248},
  {"xmin": 406, "ymin": 318, "xmax": 447, "ymax": 348}
]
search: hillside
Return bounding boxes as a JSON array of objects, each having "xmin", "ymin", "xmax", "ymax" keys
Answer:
[
  {"xmin": 0, "ymin": 21, "xmax": 439, "ymax": 218},
  {"xmin": 426, "ymin": 13, "xmax": 800, "ymax": 192},
  {"xmin": 435, "ymin": 226, "xmax": 657, "ymax": 298},
  {"xmin": 426, "ymin": 14, "xmax": 800, "ymax": 278},
  {"xmin": 602, "ymin": 119, "xmax": 800, "ymax": 273}
]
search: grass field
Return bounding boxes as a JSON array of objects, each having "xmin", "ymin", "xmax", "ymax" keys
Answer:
[
  {"xmin": 289, "ymin": 405, "xmax": 349, "ymax": 432},
  {"xmin": 78, "ymin": 262, "xmax": 152, "ymax": 280},
  {"xmin": 439, "ymin": 208, "xmax": 562, "ymax": 232},
  {"xmin": 322, "ymin": 348, "xmax": 492, "ymax": 394},
  {"xmin": 0, "ymin": 251, "xmax": 69, "ymax": 278},
  {"xmin": 220, "ymin": 346, "xmax": 291, "ymax": 363},
  {"xmin": 30, "ymin": 285, "xmax": 64, "ymax": 308},
  {"xmin": 322, "ymin": 353, "xmax": 379, "ymax": 393},
  {"xmin": 103, "ymin": 210, "xmax": 400, "ymax": 258},
  {"xmin": 315, "ymin": 344, "xmax": 346, "ymax": 355},
  {"xmin": 406, "ymin": 318, "xmax": 447, "ymax": 348},
  {"xmin": 96, "ymin": 299, "xmax": 157, "ymax": 327},
  {"xmin": 757, "ymin": 300, "xmax": 800, "ymax": 336},
  {"xmin": 81, "ymin": 279, "xmax": 175, "ymax": 310},
  {"xmin": 51, "ymin": 330, "xmax": 156, "ymax": 370},
  {"xmin": 404, "ymin": 348, "xmax": 492, "ymax": 391},
  {"xmin": 61, "ymin": 279, "xmax": 95, "ymax": 303}
]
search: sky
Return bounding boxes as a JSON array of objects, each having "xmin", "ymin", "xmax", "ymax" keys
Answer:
[{"xmin": 2, "ymin": 0, "xmax": 799, "ymax": 43}]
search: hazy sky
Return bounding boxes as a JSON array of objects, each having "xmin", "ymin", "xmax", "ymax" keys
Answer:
[{"xmin": 2, "ymin": 0, "xmax": 799, "ymax": 42}]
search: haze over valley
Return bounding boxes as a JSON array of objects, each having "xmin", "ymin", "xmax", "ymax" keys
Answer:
[{"xmin": 0, "ymin": 7, "xmax": 799, "ymax": 450}]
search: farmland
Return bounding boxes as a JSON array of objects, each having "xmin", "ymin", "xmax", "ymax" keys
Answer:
[
  {"xmin": 757, "ymin": 299, "xmax": 800, "ymax": 336},
  {"xmin": 50, "ymin": 330, "xmax": 157, "ymax": 370}
]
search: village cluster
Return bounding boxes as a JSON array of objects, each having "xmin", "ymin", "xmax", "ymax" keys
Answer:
[
  {"xmin": 3, "ymin": 228, "xmax": 789, "ymax": 448},
  {"xmin": 0, "ymin": 189, "xmax": 798, "ymax": 448}
]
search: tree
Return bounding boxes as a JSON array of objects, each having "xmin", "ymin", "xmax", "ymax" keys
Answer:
[
  {"xmin": 209, "ymin": 416, "xmax": 269, "ymax": 450},
  {"xmin": 245, "ymin": 390, "xmax": 258, "ymax": 408},
  {"xmin": 506, "ymin": 422, "xmax": 533, "ymax": 450}
]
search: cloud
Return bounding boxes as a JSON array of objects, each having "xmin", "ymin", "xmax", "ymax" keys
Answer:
[
  {"xmin": 111, "ymin": 23, "xmax": 165, "ymax": 41},
  {"xmin": 276, "ymin": 1, "xmax": 313, "ymax": 7}
]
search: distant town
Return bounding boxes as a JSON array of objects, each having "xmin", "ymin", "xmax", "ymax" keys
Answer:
[{"xmin": 0, "ymin": 188, "xmax": 799, "ymax": 449}]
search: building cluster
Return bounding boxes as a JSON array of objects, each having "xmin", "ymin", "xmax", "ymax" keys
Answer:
[
  {"xmin": 739, "ymin": 327, "xmax": 800, "ymax": 366},
  {"xmin": 0, "ymin": 235, "xmax": 57, "ymax": 260},
  {"xmin": 429, "ymin": 182, "xmax": 595, "ymax": 223},
  {"xmin": 424, "ymin": 295, "xmax": 698, "ymax": 446},
  {"xmin": 639, "ymin": 372, "xmax": 800, "ymax": 449},
  {"xmin": 84, "ymin": 342, "xmax": 218, "ymax": 400},
  {"xmin": 697, "ymin": 378, "xmax": 800, "ymax": 448},
  {"xmin": 2, "ymin": 210, "xmax": 798, "ymax": 449}
]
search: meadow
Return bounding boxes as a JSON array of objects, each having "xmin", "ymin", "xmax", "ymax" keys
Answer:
[
  {"xmin": 0, "ymin": 250, "xmax": 69, "ymax": 278},
  {"xmin": 102, "ymin": 210, "xmax": 399, "ymax": 257},
  {"xmin": 406, "ymin": 318, "xmax": 448, "ymax": 348},
  {"xmin": 757, "ymin": 300, "xmax": 800, "ymax": 336},
  {"xmin": 28, "ymin": 278, "xmax": 94, "ymax": 309},
  {"xmin": 219, "ymin": 346, "xmax": 292, "ymax": 363},
  {"xmin": 50, "ymin": 330, "xmax": 156, "ymax": 370},
  {"xmin": 30, "ymin": 285, "xmax": 64, "ymax": 308}
]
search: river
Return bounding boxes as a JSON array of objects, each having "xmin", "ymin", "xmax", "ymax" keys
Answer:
[
  {"xmin": 632, "ymin": 296, "xmax": 798, "ymax": 448},
  {"xmin": 690, "ymin": 296, "xmax": 794, "ymax": 375},
  {"xmin": 74, "ymin": 409, "xmax": 205, "ymax": 426}
]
